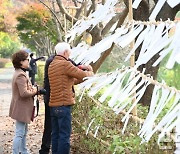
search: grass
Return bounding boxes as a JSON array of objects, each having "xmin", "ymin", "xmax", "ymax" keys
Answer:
[{"xmin": 5, "ymin": 62, "xmax": 13, "ymax": 68}]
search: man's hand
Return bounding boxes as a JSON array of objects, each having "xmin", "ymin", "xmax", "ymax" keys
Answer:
[
  {"xmin": 86, "ymin": 65, "xmax": 93, "ymax": 71},
  {"xmin": 78, "ymin": 65, "xmax": 93, "ymax": 71}
]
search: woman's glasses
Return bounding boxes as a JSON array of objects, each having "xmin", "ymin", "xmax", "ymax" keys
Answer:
[{"xmin": 24, "ymin": 58, "xmax": 29, "ymax": 61}]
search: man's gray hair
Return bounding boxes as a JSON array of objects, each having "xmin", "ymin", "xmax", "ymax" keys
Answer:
[{"xmin": 55, "ymin": 42, "xmax": 71, "ymax": 55}]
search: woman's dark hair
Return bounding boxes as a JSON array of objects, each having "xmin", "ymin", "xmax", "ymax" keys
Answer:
[{"xmin": 12, "ymin": 50, "xmax": 28, "ymax": 69}]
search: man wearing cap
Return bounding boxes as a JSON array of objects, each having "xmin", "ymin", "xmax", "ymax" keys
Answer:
[
  {"xmin": 29, "ymin": 53, "xmax": 45, "ymax": 85},
  {"xmin": 48, "ymin": 42, "xmax": 93, "ymax": 154}
]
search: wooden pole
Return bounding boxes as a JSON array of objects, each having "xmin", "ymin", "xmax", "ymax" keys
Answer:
[
  {"xmin": 84, "ymin": 0, "xmax": 87, "ymax": 17},
  {"xmin": 71, "ymin": 8, "xmax": 74, "ymax": 28},
  {"xmin": 129, "ymin": 0, "xmax": 137, "ymax": 117},
  {"xmin": 83, "ymin": 0, "xmax": 87, "ymax": 41}
]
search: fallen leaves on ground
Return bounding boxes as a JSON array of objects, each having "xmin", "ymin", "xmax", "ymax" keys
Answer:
[{"xmin": 0, "ymin": 115, "xmax": 44, "ymax": 154}]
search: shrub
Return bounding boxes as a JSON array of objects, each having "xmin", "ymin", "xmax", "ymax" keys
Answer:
[
  {"xmin": 72, "ymin": 94, "xmax": 175, "ymax": 154},
  {"xmin": 0, "ymin": 58, "xmax": 9, "ymax": 68},
  {"xmin": 36, "ymin": 62, "xmax": 45, "ymax": 86}
]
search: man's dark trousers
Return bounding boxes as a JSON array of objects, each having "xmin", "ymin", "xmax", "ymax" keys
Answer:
[
  {"xmin": 50, "ymin": 106, "xmax": 72, "ymax": 154},
  {"xmin": 39, "ymin": 103, "xmax": 51, "ymax": 154},
  {"xmin": 30, "ymin": 74, "xmax": 35, "ymax": 85}
]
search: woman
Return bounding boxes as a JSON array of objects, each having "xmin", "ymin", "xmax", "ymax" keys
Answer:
[{"xmin": 9, "ymin": 50, "xmax": 37, "ymax": 154}]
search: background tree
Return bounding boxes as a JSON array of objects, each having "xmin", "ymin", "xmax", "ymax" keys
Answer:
[
  {"xmin": 0, "ymin": 0, "xmax": 21, "ymax": 58},
  {"xmin": 0, "ymin": 0, "xmax": 12, "ymax": 32},
  {"xmin": 15, "ymin": 0, "xmax": 179, "ymax": 105},
  {"xmin": 16, "ymin": 2, "xmax": 58, "ymax": 56},
  {"xmin": 38, "ymin": 0, "xmax": 129, "ymax": 71},
  {"xmin": 0, "ymin": 32, "xmax": 20, "ymax": 58},
  {"xmin": 131, "ymin": 0, "xmax": 180, "ymax": 105}
]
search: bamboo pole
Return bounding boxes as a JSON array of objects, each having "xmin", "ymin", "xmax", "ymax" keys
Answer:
[
  {"xmin": 129, "ymin": 0, "xmax": 137, "ymax": 117},
  {"xmin": 89, "ymin": 96, "xmax": 176, "ymax": 142},
  {"xmin": 83, "ymin": 0, "xmax": 87, "ymax": 41},
  {"xmin": 71, "ymin": 8, "xmax": 74, "ymax": 28},
  {"xmin": 64, "ymin": 14, "xmax": 67, "ymax": 35},
  {"xmin": 129, "ymin": 19, "xmax": 179, "ymax": 25},
  {"xmin": 117, "ymin": 66, "xmax": 180, "ymax": 93}
]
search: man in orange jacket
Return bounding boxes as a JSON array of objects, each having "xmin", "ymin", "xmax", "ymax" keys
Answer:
[{"xmin": 48, "ymin": 42, "xmax": 93, "ymax": 154}]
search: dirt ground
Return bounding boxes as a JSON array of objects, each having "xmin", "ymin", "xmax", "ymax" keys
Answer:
[
  {"xmin": 0, "ymin": 115, "xmax": 45, "ymax": 154},
  {"xmin": 0, "ymin": 67, "xmax": 83, "ymax": 154},
  {"xmin": 0, "ymin": 114, "xmax": 86, "ymax": 154}
]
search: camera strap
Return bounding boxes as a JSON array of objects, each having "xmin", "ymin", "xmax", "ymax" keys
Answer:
[
  {"xmin": 35, "ymin": 98, "xmax": 39, "ymax": 117},
  {"xmin": 35, "ymin": 86, "xmax": 39, "ymax": 117}
]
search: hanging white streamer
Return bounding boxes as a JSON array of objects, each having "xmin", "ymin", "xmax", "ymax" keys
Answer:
[
  {"xmin": 79, "ymin": 88, "xmax": 86, "ymax": 102},
  {"xmin": 98, "ymin": 70, "xmax": 128, "ymax": 103},
  {"xmin": 136, "ymin": 25, "xmax": 156, "ymax": 62},
  {"xmin": 145, "ymin": 93, "xmax": 180, "ymax": 142},
  {"xmin": 78, "ymin": 66, "xmax": 180, "ymax": 145},
  {"xmin": 149, "ymin": 0, "xmax": 166, "ymax": 20},
  {"xmin": 167, "ymin": 0, "xmax": 180, "ymax": 8},
  {"xmin": 125, "ymin": 25, "xmax": 150, "ymax": 61},
  {"xmin": 86, "ymin": 118, "xmax": 95, "ymax": 135},
  {"xmin": 94, "ymin": 125, "xmax": 100, "ymax": 138},
  {"xmin": 121, "ymin": 80, "xmax": 150, "ymax": 121},
  {"xmin": 66, "ymin": 0, "xmax": 118, "ymax": 43},
  {"xmin": 115, "ymin": 24, "xmax": 144, "ymax": 48},
  {"xmin": 113, "ymin": 76, "xmax": 146, "ymax": 114},
  {"xmin": 132, "ymin": 0, "xmax": 143, "ymax": 9},
  {"xmin": 122, "ymin": 115, "xmax": 130, "ymax": 134}
]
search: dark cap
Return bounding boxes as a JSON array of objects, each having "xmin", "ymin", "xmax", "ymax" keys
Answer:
[{"xmin": 30, "ymin": 53, "xmax": 34, "ymax": 57}]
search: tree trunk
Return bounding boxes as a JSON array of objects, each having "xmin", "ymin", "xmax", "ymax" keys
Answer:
[
  {"xmin": 133, "ymin": 1, "xmax": 179, "ymax": 105},
  {"xmin": 91, "ymin": 7, "xmax": 128, "ymax": 73}
]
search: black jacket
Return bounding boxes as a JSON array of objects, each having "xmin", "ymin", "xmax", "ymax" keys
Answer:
[
  {"xmin": 43, "ymin": 55, "xmax": 55, "ymax": 104},
  {"xmin": 29, "ymin": 56, "xmax": 44, "ymax": 77}
]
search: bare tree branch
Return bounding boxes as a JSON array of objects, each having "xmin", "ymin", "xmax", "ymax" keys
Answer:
[
  {"xmin": 56, "ymin": 0, "xmax": 78, "ymax": 23},
  {"xmin": 101, "ymin": 13, "xmax": 121, "ymax": 36},
  {"xmin": 102, "ymin": 0, "xmax": 106, "ymax": 5},
  {"xmin": 89, "ymin": 25, "xmax": 102, "ymax": 45},
  {"xmin": 86, "ymin": 4, "xmax": 93, "ymax": 17},
  {"xmin": 86, "ymin": 0, "xmax": 96, "ymax": 16},
  {"xmin": 51, "ymin": 0, "xmax": 63, "ymax": 41},
  {"xmin": 91, "ymin": 0, "xmax": 96, "ymax": 11},
  {"xmin": 75, "ymin": 2, "xmax": 85, "ymax": 19},
  {"xmin": 91, "ymin": 6, "xmax": 128, "ymax": 72},
  {"xmin": 38, "ymin": 0, "xmax": 65, "ymax": 32},
  {"xmin": 33, "ymin": 39, "xmax": 43, "ymax": 49},
  {"xmin": 92, "ymin": 44, "xmax": 114, "ymax": 73},
  {"xmin": 115, "ymin": 7, "xmax": 128, "ymax": 29},
  {"xmin": 72, "ymin": 0, "xmax": 78, "ymax": 7}
]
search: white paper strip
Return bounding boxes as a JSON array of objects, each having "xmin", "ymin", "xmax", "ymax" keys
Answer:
[
  {"xmin": 98, "ymin": 70, "xmax": 128, "ymax": 103},
  {"xmin": 86, "ymin": 118, "xmax": 95, "ymax": 135},
  {"xmin": 149, "ymin": 0, "xmax": 166, "ymax": 20},
  {"xmin": 132, "ymin": 0, "xmax": 143, "ymax": 9},
  {"xmin": 66, "ymin": 0, "xmax": 117, "ymax": 42},
  {"xmin": 94, "ymin": 125, "xmax": 100, "ymax": 137},
  {"xmin": 125, "ymin": 25, "xmax": 150, "ymax": 61},
  {"xmin": 167, "ymin": 0, "xmax": 180, "ymax": 8},
  {"xmin": 115, "ymin": 24, "xmax": 144, "ymax": 48}
]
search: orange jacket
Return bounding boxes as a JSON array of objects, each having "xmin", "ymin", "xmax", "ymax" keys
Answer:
[{"xmin": 48, "ymin": 55, "xmax": 93, "ymax": 107}]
